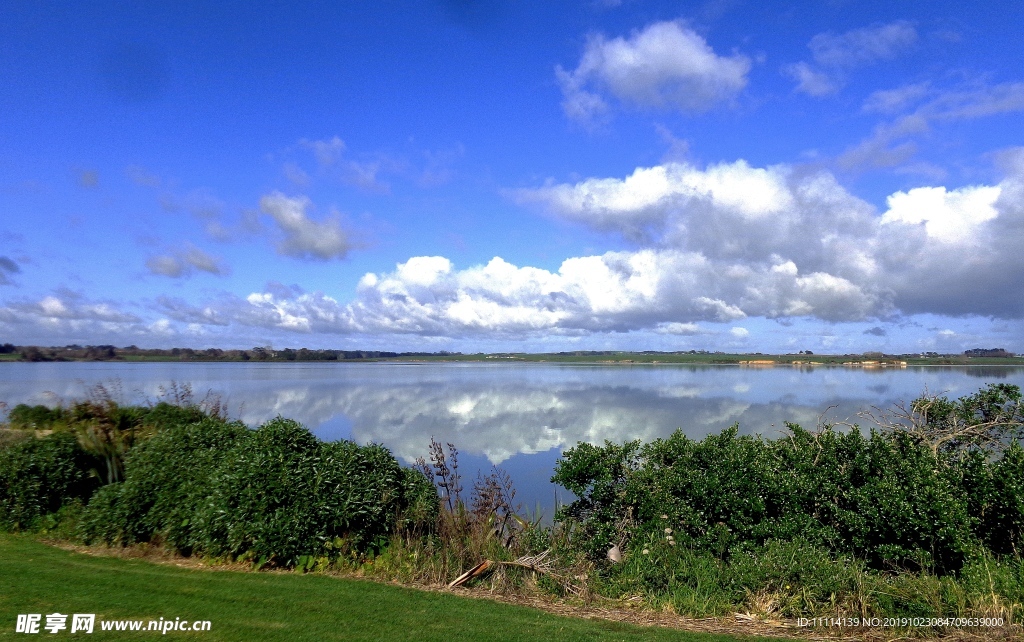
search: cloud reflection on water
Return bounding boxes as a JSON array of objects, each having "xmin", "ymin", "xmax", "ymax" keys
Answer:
[{"xmin": 3, "ymin": 363, "xmax": 1024, "ymax": 468}]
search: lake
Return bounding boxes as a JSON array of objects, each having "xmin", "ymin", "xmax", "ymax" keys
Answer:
[{"xmin": 3, "ymin": 361, "xmax": 1023, "ymax": 515}]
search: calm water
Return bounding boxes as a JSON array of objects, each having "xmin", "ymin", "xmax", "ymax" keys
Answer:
[{"xmin": 3, "ymin": 362, "xmax": 1023, "ymax": 513}]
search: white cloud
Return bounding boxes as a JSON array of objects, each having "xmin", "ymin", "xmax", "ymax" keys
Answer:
[
  {"xmin": 862, "ymin": 82, "xmax": 930, "ymax": 113},
  {"xmin": 146, "ymin": 246, "xmax": 228, "ymax": 279},
  {"xmin": 839, "ymin": 81, "xmax": 1024, "ymax": 170},
  {"xmin": 208, "ymin": 244, "xmax": 879, "ymax": 338},
  {"xmin": 259, "ymin": 192, "xmax": 352, "ymax": 261},
  {"xmin": 36, "ymin": 155, "xmax": 1024, "ymax": 344},
  {"xmin": 155, "ymin": 296, "xmax": 229, "ymax": 326},
  {"xmin": 655, "ymin": 322, "xmax": 703, "ymax": 335},
  {"xmin": 299, "ymin": 135, "xmax": 346, "ymax": 166},
  {"xmin": 511, "ymin": 160, "xmax": 797, "ymax": 242},
  {"xmin": 808, "ymin": 21, "xmax": 917, "ymax": 68},
  {"xmin": 0, "ymin": 292, "xmax": 152, "ymax": 344},
  {"xmin": 881, "ymin": 185, "xmax": 1000, "ymax": 244},
  {"xmin": 513, "ymin": 157, "xmax": 1024, "ymax": 321},
  {"xmin": 782, "ymin": 62, "xmax": 838, "ymax": 97},
  {"xmin": 786, "ymin": 21, "xmax": 917, "ymax": 97},
  {"xmin": 730, "ymin": 326, "xmax": 749, "ymax": 338},
  {"xmin": 557, "ymin": 20, "xmax": 750, "ymax": 126}
]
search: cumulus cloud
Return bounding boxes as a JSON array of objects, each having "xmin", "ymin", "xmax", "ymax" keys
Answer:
[
  {"xmin": 874, "ymin": 150, "xmax": 1024, "ymax": 317},
  {"xmin": 880, "ymin": 185, "xmax": 1000, "ymax": 244},
  {"xmin": 259, "ymin": 192, "xmax": 352, "ymax": 261},
  {"xmin": 154, "ymin": 295, "xmax": 229, "ymax": 326},
  {"xmin": 655, "ymin": 322, "xmax": 704, "ymax": 335},
  {"xmin": 785, "ymin": 21, "xmax": 917, "ymax": 96},
  {"xmin": 556, "ymin": 20, "xmax": 750, "ymax": 126},
  {"xmin": 0, "ymin": 291, "xmax": 143, "ymax": 337},
  {"xmin": 146, "ymin": 246, "xmax": 228, "ymax": 279},
  {"xmin": 181, "ymin": 248, "xmax": 873, "ymax": 338},
  {"xmin": 0, "ymin": 290, "xmax": 209, "ymax": 346},
  {"xmin": 48, "ymin": 153, "xmax": 1024, "ymax": 343},
  {"xmin": 513, "ymin": 157, "xmax": 1024, "ymax": 321}
]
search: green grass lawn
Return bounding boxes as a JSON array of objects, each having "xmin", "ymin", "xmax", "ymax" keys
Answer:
[{"xmin": 0, "ymin": 535, "xmax": 771, "ymax": 641}]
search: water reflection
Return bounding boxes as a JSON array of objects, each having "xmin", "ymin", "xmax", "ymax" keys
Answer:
[{"xmin": 3, "ymin": 362, "xmax": 1024, "ymax": 510}]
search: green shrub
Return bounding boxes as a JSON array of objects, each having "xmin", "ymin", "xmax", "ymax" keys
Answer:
[
  {"xmin": 140, "ymin": 402, "xmax": 213, "ymax": 430},
  {"xmin": 6, "ymin": 404, "xmax": 67, "ymax": 429},
  {"xmin": 78, "ymin": 417, "xmax": 248, "ymax": 550},
  {"xmin": 196, "ymin": 418, "xmax": 414, "ymax": 564},
  {"xmin": 971, "ymin": 443, "xmax": 1024, "ymax": 556},
  {"xmin": 81, "ymin": 415, "xmax": 438, "ymax": 566},
  {"xmin": 397, "ymin": 466, "xmax": 440, "ymax": 533},
  {"xmin": 548, "ymin": 439, "xmax": 641, "ymax": 560},
  {"xmin": 0, "ymin": 433, "xmax": 98, "ymax": 530},
  {"xmin": 555, "ymin": 424, "xmax": 978, "ymax": 573}
]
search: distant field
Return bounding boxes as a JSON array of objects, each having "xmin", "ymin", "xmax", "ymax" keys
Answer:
[{"xmin": 0, "ymin": 535, "xmax": 765, "ymax": 642}]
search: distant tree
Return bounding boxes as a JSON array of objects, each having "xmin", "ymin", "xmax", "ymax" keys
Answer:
[{"xmin": 20, "ymin": 347, "xmax": 49, "ymax": 362}]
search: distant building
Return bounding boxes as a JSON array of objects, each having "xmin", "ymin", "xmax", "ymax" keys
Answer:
[{"xmin": 964, "ymin": 348, "xmax": 1015, "ymax": 358}]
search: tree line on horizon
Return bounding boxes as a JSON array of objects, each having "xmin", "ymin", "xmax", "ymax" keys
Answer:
[
  {"xmin": 0, "ymin": 344, "xmax": 463, "ymax": 362},
  {"xmin": 0, "ymin": 343, "xmax": 1016, "ymax": 362}
]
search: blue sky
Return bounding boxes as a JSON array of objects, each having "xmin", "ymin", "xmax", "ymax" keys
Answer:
[{"xmin": 2, "ymin": 0, "xmax": 1023, "ymax": 353}]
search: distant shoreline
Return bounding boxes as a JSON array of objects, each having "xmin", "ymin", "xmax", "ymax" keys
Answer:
[{"xmin": 2, "ymin": 351, "xmax": 1023, "ymax": 368}]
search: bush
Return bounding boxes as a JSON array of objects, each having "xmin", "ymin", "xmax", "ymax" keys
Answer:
[
  {"xmin": 78, "ymin": 417, "xmax": 248, "ymax": 551},
  {"xmin": 956, "ymin": 442, "xmax": 1024, "ymax": 556},
  {"xmin": 197, "ymin": 418, "xmax": 418, "ymax": 564},
  {"xmin": 555, "ymin": 424, "xmax": 978, "ymax": 573},
  {"xmin": 0, "ymin": 433, "xmax": 98, "ymax": 530},
  {"xmin": 6, "ymin": 404, "xmax": 67, "ymax": 429},
  {"xmin": 82, "ymin": 415, "xmax": 437, "ymax": 566}
]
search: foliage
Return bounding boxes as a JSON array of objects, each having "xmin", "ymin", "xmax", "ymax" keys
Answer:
[
  {"xmin": 0, "ymin": 433, "xmax": 98, "ymax": 530},
  {"xmin": 953, "ymin": 443, "xmax": 1024, "ymax": 556},
  {"xmin": 364, "ymin": 438, "xmax": 562, "ymax": 589},
  {"xmin": 554, "ymin": 385, "xmax": 1024, "ymax": 576},
  {"xmin": 548, "ymin": 439, "xmax": 641, "ymax": 560},
  {"xmin": 198, "ymin": 418, "xmax": 411, "ymax": 564},
  {"xmin": 6, "ymin": 404, "xmax": 67, "ymax": 429},
  {"xmin": 869, "ymin": 383, "xmax": 1024, "ymax": 456},
  {"xmin": 76, "ymin": 417, "xmax": 249, "ymax": 551},
  {"xmin": 82, "ymin": 416, "xmax": 437, "ymax": 566}
]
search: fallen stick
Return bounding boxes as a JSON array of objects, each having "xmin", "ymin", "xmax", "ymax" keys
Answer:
[{"xmin": 448, "ymin": 560, "xmax": 491, "ymax": 588}]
